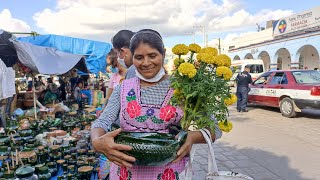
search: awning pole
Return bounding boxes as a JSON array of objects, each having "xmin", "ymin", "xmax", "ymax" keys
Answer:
[{"xmin": 32, "ymin": 76, "xmax": 37, "ymax": 119}]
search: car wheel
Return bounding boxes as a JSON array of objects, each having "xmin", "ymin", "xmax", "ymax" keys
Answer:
[{"xmin": 280, "ymin": 97, "xmax": 297, "ymax": 118}]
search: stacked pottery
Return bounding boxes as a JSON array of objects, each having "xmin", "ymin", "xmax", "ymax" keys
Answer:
[
  {"xmin": 46, "ymin": 162, "xmax": 58, "ymax": 177},
  {"xmin": 35, "ymin": 146, "xmax": 48, "ymax": 164},
  {"xmin": 15, "ymin": 165, "xmax": 38, "ymax": 180},
  {"xmin": 49, "ymin": 145, "xmax": 61, "ymax": 161}
]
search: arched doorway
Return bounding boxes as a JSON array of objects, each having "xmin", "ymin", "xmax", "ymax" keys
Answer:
[
  {"xmin": 233, "ymin": 55, "xmax": 240, "ymax": 60},
  {"xmin": 296, "ymin": 45, "xmax": 319, "ymax": 70},
  {"xmin": 244, "ymin": 53, "xmax": 253, "ymax": 59},
  {"xmin": 275, "ymin": 48, "xmax": 291, "ymax": 70},
  {"xmin": 258, "ymin": 51, "xmax": 270, "ymax": 71}
]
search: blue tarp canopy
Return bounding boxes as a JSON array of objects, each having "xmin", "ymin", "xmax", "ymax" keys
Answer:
[{"xmin": 18, "ymin": 34, "xmax": 112, "ymax": 74}]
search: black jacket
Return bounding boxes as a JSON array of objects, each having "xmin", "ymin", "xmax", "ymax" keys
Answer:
[{"xmin": 236, "ymin": 71, "xmax": 252, "ymax": 88}]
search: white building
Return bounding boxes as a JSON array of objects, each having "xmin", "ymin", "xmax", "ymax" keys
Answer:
[{"xmin": 225, "ymin": 6, "xmax": 320, "ymax": 71}]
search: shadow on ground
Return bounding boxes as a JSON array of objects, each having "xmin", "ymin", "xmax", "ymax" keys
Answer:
[
  {"xmin": 245, "ymin": 105, "xmax": 320, "ymax": 119},
  {"xmin": 192, "ymin": 142, "xmax": 315, "ymax": 180}
]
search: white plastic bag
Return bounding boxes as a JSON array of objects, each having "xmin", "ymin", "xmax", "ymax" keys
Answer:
[{"xmin": 185, "ymin": 129, "xmax": 253, "ymax": 180}]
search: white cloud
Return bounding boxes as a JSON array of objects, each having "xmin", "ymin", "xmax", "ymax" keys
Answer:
[
  {"xmin": 0, "ymin": 9, "xmax": 31, "ymax": 32},
  {"xmin": 32, "ymin": 0, "xmax": 293, "ymax": 43}
]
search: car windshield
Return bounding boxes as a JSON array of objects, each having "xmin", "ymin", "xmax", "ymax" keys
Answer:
[{"xmin": 292, "ymin": 70, "xmax": 320, "ymax": 84}]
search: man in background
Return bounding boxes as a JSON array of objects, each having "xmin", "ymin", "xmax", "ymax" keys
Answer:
[
  {"xmin": 236, "ymin": 65, "xmax": 252, "ymax": 112},
  {"xmin": 111, "ymin": 30, "xmax": 136, "ymax": 79}
]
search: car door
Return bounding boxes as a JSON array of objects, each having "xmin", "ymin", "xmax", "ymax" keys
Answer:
[
  {"xmin": 249, "ymin": 72, "xmax": 273, "ymax": 105},
  {"xmin": 263, "ymin": 72, "xmax": 289, "ymax": 107}
]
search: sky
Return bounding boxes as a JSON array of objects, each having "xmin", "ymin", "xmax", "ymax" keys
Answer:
[{"xmin": 0, "ymin": 0, "xmax": 319, "ymax": 48}]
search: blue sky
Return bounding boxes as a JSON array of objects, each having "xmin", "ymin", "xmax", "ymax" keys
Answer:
[{"xmin": 0, "ymin": 0, "xmax": 319, "ymax": 47}]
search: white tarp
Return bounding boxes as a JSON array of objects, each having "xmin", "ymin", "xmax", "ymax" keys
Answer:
[
  {"xmin": 0, "ymin": 59, "xmax": 16, "ymax": 100},
  {"xmin": 12, "ymin": 40, "xmax": 84, "ymax": 75}
]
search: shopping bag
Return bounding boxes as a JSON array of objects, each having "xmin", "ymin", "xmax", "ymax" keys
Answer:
[{"xmin": 185, "ymin": 129, "xmax": 253, "ymax": 180}]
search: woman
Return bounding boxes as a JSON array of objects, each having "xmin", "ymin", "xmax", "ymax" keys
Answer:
[
  {"xmin": 105, "ymin": 49, "xmax": 126, "ymax": 103},
  {"xmin": 91, "ymin": 29, "xmax": 221, "ymax": 179}
]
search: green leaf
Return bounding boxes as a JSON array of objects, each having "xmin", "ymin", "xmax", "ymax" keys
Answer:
[
  {"xmin": 151, "ymin": 116, "xmax": 164, "ymax": 124},
  {"xmin": 135, "ymin": 115, "xmax": 148, "ymax": 123},
  {"xmin": 126, "ymin": 96, "xmax": 136, "ymax": 102}
]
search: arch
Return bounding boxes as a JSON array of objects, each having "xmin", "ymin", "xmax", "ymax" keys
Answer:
[
  {"xmin": 244, "ymin": 53, "xmax": 253, "ymax": 59},
  {"xmin": 274, "ymin": 48, "xmax": 291, "ymax": 70},
  {"xmin": 295, "ymin": 45, "xmax": 320, "ymax": 70},
  {"xmin": 257, "ymin": 51, "xmax": 270, "ymax": 71},
  {"xmin": 233, "ymin": 55, "xmax": 240, "ymax": 60}
]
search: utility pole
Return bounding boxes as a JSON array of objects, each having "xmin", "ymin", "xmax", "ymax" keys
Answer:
[{"xmin": 218, "ymin": 38, "xmax": 221, "ymax": 54}]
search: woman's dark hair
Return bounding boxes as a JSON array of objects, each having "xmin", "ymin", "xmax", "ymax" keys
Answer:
[
  {"xmin": 112, "ymin": 30, "xmax": 135, "ymax": 49},
  {"xmin": 107, "ymin": 49, "xmax": 118, "ymax": 68},
  {"xmin": 129, "ymin": 29, "xmax": 165, "ymax": 56},
  {"xmin": 47, "ymin": 78, "xmax": 53, "ymax": 83}
]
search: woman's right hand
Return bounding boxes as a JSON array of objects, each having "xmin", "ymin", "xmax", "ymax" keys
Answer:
[{"xmin": 92, "ymin": 128, "xmax": 136, "ymax": 168}]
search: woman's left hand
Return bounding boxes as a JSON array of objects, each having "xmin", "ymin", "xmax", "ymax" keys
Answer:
[{"xmin": 172, "ymin": 131, "xmax": 196, "ymax": 163}]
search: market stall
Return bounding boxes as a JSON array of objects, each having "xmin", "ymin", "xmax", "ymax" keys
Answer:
[{"xmin": 0, "ymin": 30, "xmax": 103, "ymax": 180}]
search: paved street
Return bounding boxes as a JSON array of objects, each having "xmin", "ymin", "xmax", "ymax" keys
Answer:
[{"xmin": 192, "ymin": 105, "xmax": 320, "ymax": 180}]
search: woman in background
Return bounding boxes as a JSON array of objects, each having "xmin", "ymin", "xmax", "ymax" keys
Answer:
[{"xmin": 105, "ymin": 49, "xmax": 126, "ymax": 104}]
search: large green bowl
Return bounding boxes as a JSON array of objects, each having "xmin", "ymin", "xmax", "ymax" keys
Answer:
[{"xmin": 114, "ymin": 130, "xmax": 187, "ymax": 166}]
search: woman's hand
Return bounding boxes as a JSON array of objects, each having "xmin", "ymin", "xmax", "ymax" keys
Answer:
[
  {"xmin": 172, "ymin": 131, "xmax": 196, "ymax": 163},
  {"xmin": 92, "ymin": 128, "xmax": 136, "ymax": 168},
  {"xmin": 172, "ymin": 130, "xmax": 215, "ymax": 163}
]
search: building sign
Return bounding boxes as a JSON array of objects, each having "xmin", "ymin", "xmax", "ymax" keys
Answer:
[{"xmin": 273, "ymin": 6, "xmax": 320, "ymax": 36}]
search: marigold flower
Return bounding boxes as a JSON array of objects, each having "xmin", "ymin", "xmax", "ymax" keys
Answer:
[
  {"xmin": 172, "ymin": 44, "xmax": 189, "ymax": 55},
  {"xmin": 200, "ymin": 47, "xmax": 218, "ymax": 56},
  {"xmin": 174, "ymin": 58, "xmax": 184, "ymax": 67},
  {"xmin": 188, "ymin": 69, "xmax": 197, "ymax": 78},
  {"xmin": 188, "ymin": 44, "xmax": 201, "ymax": 53},
  {"xmin": 216, "ymin": 66, "xmax": 232, "ymax": 80},
  {"xmin": 199, "ymin": 53, "xmax": 216, "ymax": 64},
  {"xmin": 218, "ymin": 120, "xmax": 233, "ymax": 132},
  {"xmin": 178, "ymin": 62, "xmax": 197, "ymax": 78},
  {"xmin": 216, "ymin": 54, "xmax": 231, "ymax": 67},
  {"xmin": 224, "ymin": 94, "xmax": 237, "ymax": 106}
]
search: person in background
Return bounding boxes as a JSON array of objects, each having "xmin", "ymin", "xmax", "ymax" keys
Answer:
[
  {"xmin": 112, "ymin": 30, "xmax": 136, "ymax": 79},
  {"xmin": 58, "ymin": 78, "xmax": 67, "ymax": 101},
  {"xmin": 100, "ymin": 79, "xmax": 107, "ymax": 98},
  {"xmin": 74, "ymin": 81, "xmax": 83, "ymax": 100},
  {"xmin": 236, "ymin": 65, "xmax": 252, "ymax": 112},
  {"xmin": 27, "ymin": 77, "xmax": 33, "ymax": 91},
  {"xmin": 69, "ymin": 69, "xmax": 79, "ymax": 92},
  {"xmin": 105, "ymin": 49, "xmax": 126, "ymax": 103}
]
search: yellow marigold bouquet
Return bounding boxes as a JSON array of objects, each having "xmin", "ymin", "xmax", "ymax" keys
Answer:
[{"xmin": 170, "ymin": 43, "xmax": 236, "ymax": 133}]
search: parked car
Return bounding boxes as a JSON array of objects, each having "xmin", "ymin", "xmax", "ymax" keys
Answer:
[
  {"xmin": 229, "ymin": 59, "xmax": 265, "ymax": 87},
  {"xmin": 248, "ymin": 70, "xmax": 320, "ymax": 117}
]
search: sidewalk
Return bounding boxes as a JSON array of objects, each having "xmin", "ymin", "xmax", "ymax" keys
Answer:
[{"xmin": 192, "ymin": 143, "xmax": 283, "ymax": 180}]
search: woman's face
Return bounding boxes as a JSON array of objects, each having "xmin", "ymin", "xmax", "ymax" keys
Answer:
[{"xmin": 133, "ymin": 43, "xmax": 163, "ymax": 79}]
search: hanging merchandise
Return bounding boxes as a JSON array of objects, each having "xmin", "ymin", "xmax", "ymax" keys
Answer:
[{"xmin": 0, "ymin": 59, "xmax": 16, "ymax": 100}]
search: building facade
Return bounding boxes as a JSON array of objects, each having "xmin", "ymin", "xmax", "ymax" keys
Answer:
[{"xmin": 227, "ymin": 6, "xmax": 320, "ymax": 71}]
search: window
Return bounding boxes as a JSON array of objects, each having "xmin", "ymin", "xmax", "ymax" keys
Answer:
[
  {"xmin": 269, "ymin": 73, "xmax": 288, "ymax": 84},
  {"xmin": 292, "ymin": 70, "xmax": 320, "ymax": 84},
  {"xmin": 254, "ymin": 72, "xmax": 272, "ymax": 85},
  {"xmin": 247, "ymin": 64, "xmax": 264, "ymax": 73}
]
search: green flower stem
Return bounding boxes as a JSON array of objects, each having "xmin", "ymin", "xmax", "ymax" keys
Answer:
[
  {"xmin": 183, "ymin": 99, "xmax": 188, "ymax": 129},
  {"xmin": 193, "ymin": 96, "xmax": 201, "ymax": 113},
  {"xmin": 190, "ymin": 52, "xmax": 194, "ymax": 63}
]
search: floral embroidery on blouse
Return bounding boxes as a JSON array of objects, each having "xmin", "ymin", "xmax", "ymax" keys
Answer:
[{"xmin": 157, "ymin": 168, "xmax": 179, "ymax": 180}]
